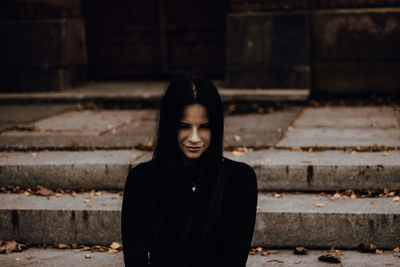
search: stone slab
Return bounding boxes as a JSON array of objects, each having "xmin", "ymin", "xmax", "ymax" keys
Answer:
[
  {"xmin": 0, "ymin": 150, "xmax": 150, "ymax": 189},
  {"xmin": 312, "ymin": 62, "xmax": 400, "ymax": 94},
  {"xmin": 2, "ymin": 150, "xmax": 400, "ymax": 191},
  {"xmin": 253, "ymin": 193, "xmax": 400, "ymax": 248},
  {"xmin": 312, "ymin": 8, "xmax": 400, "ymax": 62},
  {"xmin": 277, "ymin": 128, "xmax": 400, "ymax": 148},
  {"xmin": 0, "ymin": 193, "xmax": 122, "ymax": 245},
  {"xmin": 246, "ymin": 249, "xmax": 400, "ymax": 267},
  {"xmin": 0, "ymin": 109, "xmax": 297, "ymax": 149},
  {"xmin": 226, "ymin": 12, "xmax": 310, "ymax": 88},
  {"xmin": 294, "ymin": 107, "xmax": 400, "ymax": 128},
  {"xmin": 225, "ymin": 108, "xmax": 300, "ymax": 147},
  {"xmin": 226, "ymin": 150, "xmax": 400, "ymax": 191},
  {"xmin": 0, "ymin": 193, "xmax": 399, "ymax": 248},
  {"xmin": 0, "ymin": 105, "xmax": 73, "ymax": 132},
  {"xmin": 0, "ymin": 19, "xmax": 86, "ymax": 68},
  {"xmin": 0, "ymin": 81, "xmax": 310, "ymax": 103},
  {"xmin": 1, "ymin": 249, "xmax": 399, "ymax": 267}
]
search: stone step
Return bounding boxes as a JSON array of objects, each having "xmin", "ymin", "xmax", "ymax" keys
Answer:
[
  {"xmin": 0, "ymin": 193, "xmax": 399, "ymax": 248},
  {"xmin": 0, "ymin": 248, "xmax": 399, "ymax": 267},
  {"xmin": 1, "ymin": 150, "xmax": 400, "ymax": 191}
]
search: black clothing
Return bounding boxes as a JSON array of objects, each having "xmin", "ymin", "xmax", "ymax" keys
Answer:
[{"xmin": 121, "ymin": 157, "xmax": 258, "ymax": 267}]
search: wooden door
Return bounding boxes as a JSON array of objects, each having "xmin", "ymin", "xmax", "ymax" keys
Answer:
[{"xmin": 84, "ymin": 0, "xmax": 228, "ymax": 79}]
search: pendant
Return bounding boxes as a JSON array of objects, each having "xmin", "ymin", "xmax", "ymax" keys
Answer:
[{"xmin": 192, "ymin": 186, "xmax": 196, "ymax": 192}]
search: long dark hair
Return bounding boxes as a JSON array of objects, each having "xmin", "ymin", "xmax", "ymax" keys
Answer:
[{"xmin": 151, "ymin": 74, "xmax": 225, "ymax": 266}]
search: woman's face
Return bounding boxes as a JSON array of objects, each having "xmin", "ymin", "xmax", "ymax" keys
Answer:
[{"xmin": 177, "ymin": 104, "xmax": 211, "ymax": 159}]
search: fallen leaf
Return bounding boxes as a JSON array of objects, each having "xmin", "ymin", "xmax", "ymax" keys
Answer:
[
  {"xmin": 256, "ymin": 247, "xmax": 263, "ymax": 252},
  {"xmin": 294, "ymin": 261, "xmax": 304, "ymax": 264},
  {"xmin": 16, "ymin": 124, "xmax": 35, "ymax": 131},
  {"xmin": 36, "ymin": 186, "xmax": 54, "ymax": 197},
  {"xmin": 318, "ymin": 250, "xmax": 341, "ymax": 263},
  {"xmin": 294, "ymin": 247, "xmax": 308, "ymax": 255},
  {"xmin": 110, "ymin": 242, "xmax": 122, "ymax": 250},
  {"xmin": 0, "ymin": 241, "xmax": 26, "ymax": 254},
  {"xmin": 85, "ymin": 254, "xmax": 92, "ymax": 259},
  {"xmin": 266, "ymin": 259, "xmax": 284, "ymax": 263},
  {"xmin": 232, "ymin": 151, "xmax": 243, "ymax": 156},
  {"xmin": 393, "ymin": 247, "xmax": 400, "ymax": 253},
  {"xmin": 108, "ymin": 248, "xmax": 118, "ymax": 254},
  {"xmin": 24, "ymin": 191, "xmax": 31, "ymax": 196},
  {"xmin": 261, "ymin": 250, "xmax": 278, "ymax": 256},
  {"xmin": 315, "ymin": 203, "xmax": 325, "ymax": 208},
  {"xmin": 392, "ymin": 196, "xmax": 400, "ymax": 202},
  {"xmin": 376, "ymin": 249, "xmax": 383, "ymax": 254},
  {"xmin": 26, "ymin": 255, "xmax": 33, "ymax": 260},
  {"xmin": 84, "ymin": 199, "xmax": 90, "ymax": 203},
  {"xmin": 15, "ymin": 258, "xmax": 21, "ymax": 261},
  {"xmin": 57, "ymin": 243, "xmax": 69, "ymax": 249},
  {"xmin": 313, "ymin": 196, "xmax": 320, "ymax": 200}
]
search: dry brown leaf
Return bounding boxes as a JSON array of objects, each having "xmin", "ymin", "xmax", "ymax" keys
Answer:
[
  {"xmin": 255, "ymin": 247, "xmax": 263, "ymax": 252},
  {"xmin": 392, "ymin": 196, "xmax": 400, "ymax": 202},
  {"xmin": 232, "ymin": 151, "xmax": 243, "ymax": 156},
  {"xmin": 266, "ymin": 259, "xmax": 284, "ymax": 263},
  {"xmin": 376, "ymin": 249, "xmax": 383, "ymax": 254},
  {"xmin": 315, "ymin": 203, "xmax": 325, "ymax": 208},
  {"xmin": 393, "ymin": 247, "xmax": 400, "ymax": 253},
  {"xmin": 294, "ymin": 261, "xmax": 304, "ymax": 264},
  {"xmin": 108, "ymin": 248, "xmax": 118, "ymax": 254},
  {"xmin": 0, "ymin": 241, "xmax": 26, "ymax": 254},
  {"xmin": 294, "ymin": 247, "xmax": 308, "ymax": 255},
  {"xmin": 57, "ymin": 243, "xmax": 69, "ymax": 249},
  {"xmin": 24, "ymin": 191, "xmax": 31, "ymax": 196},
  {"xmin": 26, "ymin": 255, "xmax": 33, "ymax": 260},
  {"xmin": 110, "ymin": 242, "xmax": 122, "ymax": 250},
  {"xmin": 318, "ymin": 248, "xmax": 341, "ymax": 263},
  {"xmin": 36, "ymin": 186, "xmax": 54, "ymax": 197},
  {"xmin": 85, "ymin": 254, "xmax": 92, "ymax": 259}
]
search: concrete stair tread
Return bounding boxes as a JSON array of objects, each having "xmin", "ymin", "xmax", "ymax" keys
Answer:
[
  {"xmin": 0, "ymin": 248, "xmax": 398, "ymax": 267},
  {"xmin": 1, "ymin": 193, "xmax": 399, "ymax": 247},
  {"xmin": 1, "ymin": 150, "xmax": 400, "ymax": 190}
]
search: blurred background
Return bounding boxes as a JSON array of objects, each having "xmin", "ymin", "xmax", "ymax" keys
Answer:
[{"xmin": 1, "ymin": 0, "xmax": 400, "ymax": 96}]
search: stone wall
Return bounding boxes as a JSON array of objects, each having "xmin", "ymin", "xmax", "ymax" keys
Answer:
[
  {"xmin": 0, "ymin": 0, "xmax": 87, "ymax": 92},
  {"xmin": 227, "ymin": 0, "xmax": 400, "ymax": 94}
]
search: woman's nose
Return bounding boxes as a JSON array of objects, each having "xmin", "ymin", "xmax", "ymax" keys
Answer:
[{"xmin": 188, "ymin": 127, "xmax": 200, "ymax": 143}]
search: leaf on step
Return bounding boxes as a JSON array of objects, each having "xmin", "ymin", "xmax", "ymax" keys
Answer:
[
  {"xmin": 35, "ymin": 186, "xmax": 54, "ymax": 197},
  {"xmin": 315, "ymin": 203, "xmax": 325, "ymax": 208},
  {"xmin": 358, "ymin": 243, "xmax": 378, "ymax": 253},
  {"xmin": 266, "ymin": 259, "xmax": 284, "ymax": 263},
  {"xmin": 0, "ymin": 241, "xmax": 27, "ymax": 254},
  {"xmin": 293, "ymin": 247, "xmax": 308, "ymax": 255},
  {"xmin": 85, "ymin": 254, "xmax": 92, "ymax": 259},
  {"xmin": 393, "ymin": 247, "xmax": 400, "ymax": 253},
  {"xmin": 57, "ymin": 243, "xmax": 70, "ymax": 249},
  {"xmin": 16, "ymin": 124, "xmax": 35, "ymax": 131},
  {"xmin": 110, "ymin": 242, "xmax": 123, "ymax": 250},
  {"xmin": 318, "ymin": 248, "xmax": 342, "ymax": 263},
  {"xmin": 108, "ymin": 248, "xmax": 118, "ymax": 254},
  {"xmin": 261, "ymin": 250, "xmax": 278, "ymax": 256}
]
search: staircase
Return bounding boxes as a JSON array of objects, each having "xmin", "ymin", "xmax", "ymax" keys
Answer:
[{"xmin": 0, "ymin": 101, "xmax": 399, "ymax": 266}]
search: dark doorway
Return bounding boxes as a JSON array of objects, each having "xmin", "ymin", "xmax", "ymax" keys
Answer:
[{"xmin": 84, "ymin": 0, "xmax": 229, "ymax": 80}]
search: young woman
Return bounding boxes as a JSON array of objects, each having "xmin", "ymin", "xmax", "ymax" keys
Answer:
[{"xmin": 121, "ymin": 74, "xmax": 258, "ymax": 267}]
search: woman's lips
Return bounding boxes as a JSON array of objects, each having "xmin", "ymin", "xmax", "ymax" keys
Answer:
[{"xmin": 185, "ymin": 146, "xmax": 202, "ymax": 151}]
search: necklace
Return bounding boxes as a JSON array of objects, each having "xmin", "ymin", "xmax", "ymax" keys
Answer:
[{"xmin": 186, "ymin": 177, "xmax": 197, "ymax": 192}]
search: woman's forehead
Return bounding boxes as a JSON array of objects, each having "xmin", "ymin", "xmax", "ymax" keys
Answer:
[{"xmin": 181, "ymin": 104, "xmax": 209, "ymax": 122}]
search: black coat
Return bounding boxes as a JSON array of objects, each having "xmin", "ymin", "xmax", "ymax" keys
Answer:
[{"xmin": 121, "ymin": 157, "xmax": 258, "ymax": 267}]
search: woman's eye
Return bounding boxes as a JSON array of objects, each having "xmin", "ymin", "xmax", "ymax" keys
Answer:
[
  {"xmin": 178, "ymin": 124, "xmax": 190, "ymax": 129},
  {"xmin": 200, "ymin": 124, "xmax": 210, "ymax": 129}
]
